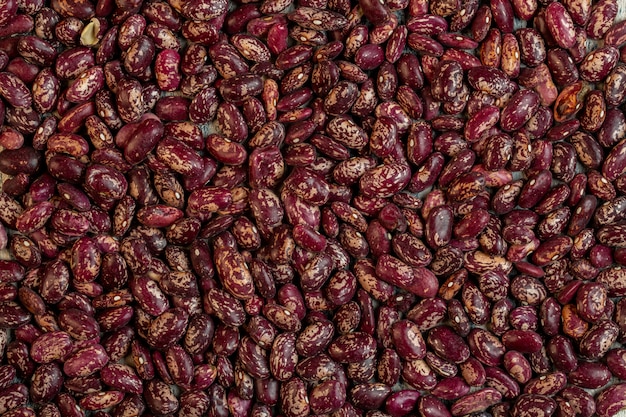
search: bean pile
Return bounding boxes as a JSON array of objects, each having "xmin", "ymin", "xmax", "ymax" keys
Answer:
[{"xmin": 0, "ymin": 0, "xmax": 624, "ymax": 415}]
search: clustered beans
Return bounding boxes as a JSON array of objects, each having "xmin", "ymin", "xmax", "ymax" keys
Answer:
[{"xmin": 0, "ymin": 0, "xmax": 625, "ymax": 415}]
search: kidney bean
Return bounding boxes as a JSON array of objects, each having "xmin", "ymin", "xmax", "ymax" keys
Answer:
[
  {"xmin": 294, "ymin": 318, "xmax": 333, "ymax": 357},
  {"xmin": 142, "ymin": 379, "xmax": 178, "ymax": 416},
  {"xmin": 604, "ymin": 64, "xmax": 626, "ymax": 108},
  {"xmin": 28, "ymin": 331, "xmax": 71, "ymax": 365},
  {"xmin": 552, "ymin": 388, "xmax": 591, "ymax": 417},
  {"xmin": 325, "ymin": 331, "xmax": 376, "ymax": 363},
  {"xmin": 516, "ymin": 28, "xmax": 547, "ymax": 67},
  {"xmin": 582, "ymin": 0, "xmax": 611, "ymax": 32},
  {"xmin": 544, "ymin": 2, "xmax": 576, "ymax": 48},
  {"xmin": 510, "ymin": 394, "xmax": 556, "ymax": 417},
  {"xmin": 99, "ymin": 363, "xmax": 143, "ymax": 395},
  {"xmin": 545, "ymin": 334, "xmax": 577, "ymax": 374},
  {"xmin": 62, "ymin": 343, "xmax": 108, "ymax": 378},
  {"xmin": 566, "ymin": 362, "xmax": 611, "ymax": 390},
  {"xmin": 467, "ymin": 328, "xmax": 505, "ymax": 367},
  {"xmin": 483, "ymin": 366, "xmax": 520, "ymax": 400},
  {"xmin": 347, "ymin": 383, "xmax": 389, "ymax": 410},
  {"xmin": 381, "ymin": 391, "xmax": 419, "ymax": 417},
  {"xmin": 501, "ymin": 351, "xmax": 531, "ymax": 385},
  {"xmin": 595, "ymin": 383, "xmax": 626, "ymax": 417},
  {"xmin": 580, "ymin": 46, "xmax": 619, "ymax": 82},
  {"xmin": 278, "ymin": 377, "xmax": 309, "ymax": 417},
  {"xmin": 450, "ymin": 388, "xmax": 502, "ymax": 416},
  {"xmin": 308, "ymin": 379, "xmax": 346, "ymax": 414},
  {"xmin": 578, "ymin": 319, "xmax": 619, "ymax": 360},
  {"xmin": 424, "ymin": 325, "xmax": 469, "ymax": 363},
  {"xmin": 522, "ymin": 371, "xmax": 566, "ymax": 396},
  {"xmin": 398, "ymin": 358, "xmax": 436, "ymax": 391}
]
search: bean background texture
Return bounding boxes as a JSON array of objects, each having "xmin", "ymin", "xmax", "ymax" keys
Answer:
[{"xmin": 0, "ymin": 0, "xmax": 625, "ymax": 416}]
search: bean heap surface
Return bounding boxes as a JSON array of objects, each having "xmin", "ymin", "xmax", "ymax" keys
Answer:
[{"xmin": 0, "ymin": 0, "xmax": 625, "ymax": 416}]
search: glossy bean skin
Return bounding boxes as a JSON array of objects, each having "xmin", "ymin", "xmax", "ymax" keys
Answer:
[{"xmin": 4, "ymin": 0, "xmax": 626, "ymax": 413}]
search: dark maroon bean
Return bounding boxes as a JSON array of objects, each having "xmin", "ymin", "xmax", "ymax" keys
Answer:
[
  {"xmin": 451, "ymin": 388, "xmax": 502, "ymax": 416},
  {"xmin": 511, "ymin": 394, "xmax": 556, "ymax": 417},
  {"xmin": 308, "ymin": 379, "xmax": 345, "ymax": 414},
  {"xmin": 349, "ymin": 383, "xmax": 391, "ymax": 410},
  {"xmin": 545, "ymin": 2, "xmax": 576, "ymax": 48},
  {"xmin": 580, "ymin": 46, "xmax": 619, "ymax": 82},
  {"xmin": 594, "ymin": 384, "xmax": 626, "ymax": 417},
  {"xmin": 296, "ymin": 318, "xmax": 334, "ymax": 357},
  {"xmin": 427, "ymin": 326, "xmax": 470, "ymax": 363},
  {"xmin": 568, "ymin": 362, "xmax": 611, "ymax": 389},
  {"xmin": 579, "ymin": 320, "xmax": 619, "ymax": 359},
  {"xmin": 467, "ymin": 328, "xmax": 505, "ymax": 367},
  {"xmin": 328, "ymin": 332, "xmax": 376, "ymax": 363}
]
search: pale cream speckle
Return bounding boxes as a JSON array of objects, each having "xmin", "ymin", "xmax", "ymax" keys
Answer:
[
  {"xmin": 602, "ymin": 178, "xmax": 608, "ymax": 183},
  {"xmin": 297, "ymin": 73, "xmax": 304, "ymax": 80},
  {"xmin": 552, "ymin": 254, "xmax": 559, "ymax": 260},
  {"xmin": 113, "ymin": 295, "xmax": 121, "ymax": 301},
  {"xmin": 63, "ymin": 193, "xmax": 70, "ymax": 199},
  {"xmin": 486, "ymin": 16, "xmax": 490, "ymax": 23},
  {"xmin": 23, "ymin": 241, "xmax": 30, "ymax": 247},
  {"xmin": 177, "ymin": 266, "xmax": 184, "ymax": 271},
  {"xmin": 317, "ymin": 54, "xmax": 323, "ymax": 60},
  {"xmin": 284, "ymin": 309, "xmax": 291, "ymax": 316},
  {"xmin": 138, "ymin": 357, "xmax": 144, "ymax": 364},
  {"xmin": 600, "ymin": 110, "xmax": 605, "ymax": 118},
  {"xmin": 448, "ymin": 281, "xmax": 454, "ymax": 287},
  {"xmin": 460, "ymin": 9, "xmax": 466, "ymax": 15},
  {"xmin": 313, "ymin": 19, "xmax": 322, "ymax": 25},
  {"xmin": 496, "ymin": 47, "xmax": 500, "ymax": 54},
  {"xmin": 456, "ymin": 36, "xmax": 463, "ymax": 41},
  {"xmin": 300, "ymin": 36, "xmax": 307, "ymax": 42},
  {"xmin": 122, "ymin": 220, "xmax": 127, "ymax": 227},
  {"xmin": 194, "ymin": 249, "xmax": 200, "ymax": 256},
  {"xmin": 530, "ymin": 179, "xmax": 536, "ymax": 186},
  {"xmin": 515, "ymin": 51, "xmax": 519, "ymax": 59},
  {"xmin": 37, "ymin": 127, "xmax": 44, "ymax": 134},
  {"xmin": 454, "ymin": 316, "xmax": 460, "ymax": 323},
  {"xmin": 175, "ymin": 192, "xmax": 181, "ymax": 199}
]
